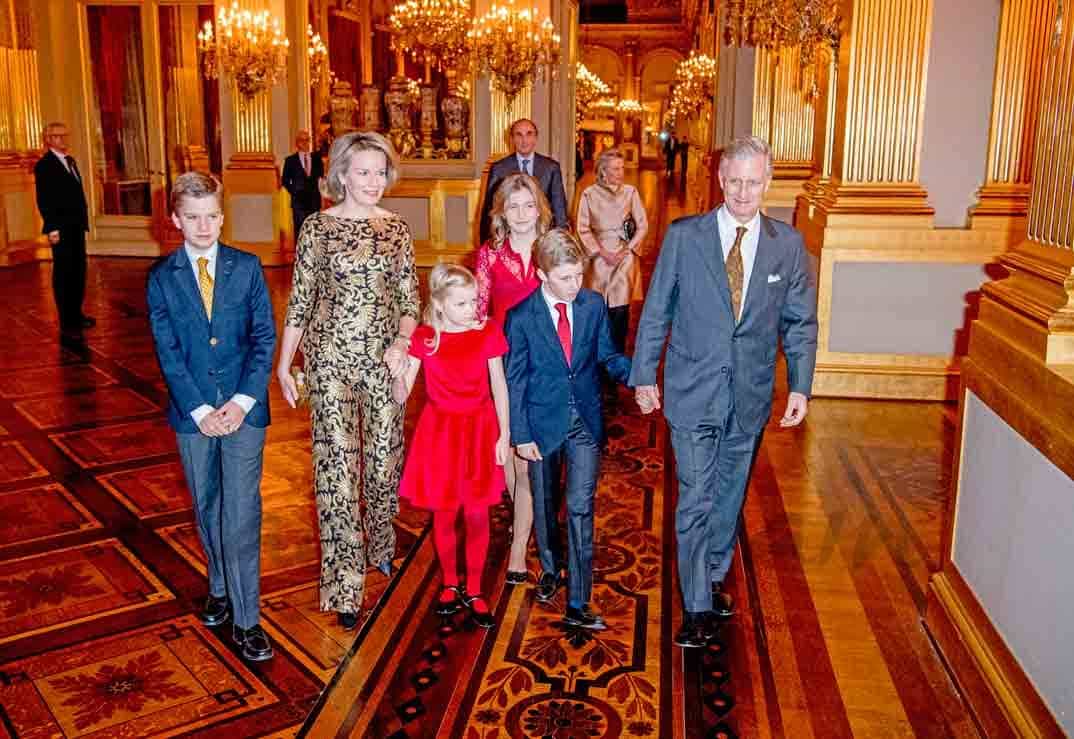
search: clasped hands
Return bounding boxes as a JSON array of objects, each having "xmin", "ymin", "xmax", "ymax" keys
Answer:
[{"xmin": 197, "ymin": 400, "xmax": 246, "ymax": 437}]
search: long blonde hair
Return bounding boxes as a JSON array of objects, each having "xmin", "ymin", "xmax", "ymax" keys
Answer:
[
  {"xmin": 487, "ymin": 173, "xmax": 552, "ymax": 249},
  {"xmin": 423, "ymin": 263, "xmax": 481, "ymax": 354}
]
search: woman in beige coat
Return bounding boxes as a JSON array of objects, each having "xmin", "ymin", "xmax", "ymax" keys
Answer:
[{"xmin": 576, "ymin": 147, "xmax": 649, "ymax": 355}]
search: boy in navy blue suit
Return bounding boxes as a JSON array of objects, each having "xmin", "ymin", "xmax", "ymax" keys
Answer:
[
  {"xmin": 505, "ymin": 229, "xmax": 632, "ymax": 628},
  {"xmin": 147, "ymin": 172, "xmax": 276, "ymax": 661}
]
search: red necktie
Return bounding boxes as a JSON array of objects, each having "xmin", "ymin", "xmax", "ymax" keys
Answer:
[{"xmin": 555, "ymin": 302, "xmax": 572, "ymax": 365}]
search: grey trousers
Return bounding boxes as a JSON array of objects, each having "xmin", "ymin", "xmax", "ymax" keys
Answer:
[
  {"xmin": 669, "ymin": 411, "xmax": 762, "ymax": 615},
  {"xmin": 176, "ymin": 421, "xmax": 266, "ymax": 629}
]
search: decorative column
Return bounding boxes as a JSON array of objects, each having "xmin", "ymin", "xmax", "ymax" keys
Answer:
[
  {"xmin": 968, "ymin": 0, "xmax": 1055, "ymax": 235},
  {"xmin": 217, "ymin": 0, "xmax": 292, "ymax": 266},
  {"xmin": 752, "ymin": 44, "xmax": 814, "ymax": 210},
  {"xmin": 167, "ymin": 6, "xmax": 211, "ymax": 176},
  {"xmin": 925, "ymin": 6, "xmax": 1074, "ymax": 736},
  {"xmin": 800, "ymin": 0, "xmax": 934, "ymax": 226},
  {"xmin": 0, "ymin": 0, "xmax": 44, "ymax": 265}
]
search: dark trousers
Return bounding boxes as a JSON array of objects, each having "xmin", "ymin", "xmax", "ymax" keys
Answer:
[
  {"xmin": 176, "ymin": 420, "xmax": 267, "ymax": 629},
  {"xmin": 668, "ymin": 410, "xmax": 762, "ymax": 614},
  {"xmin": 529, "ymin": 410, "xmax": 601, "ymax": 609},
  {"xmin": 51, "ymin": 228, "xmax": 87, "ymax": 330},
  {"xmin": 292, "ymin": 208, "xmax": 313, "ymax": 244}
]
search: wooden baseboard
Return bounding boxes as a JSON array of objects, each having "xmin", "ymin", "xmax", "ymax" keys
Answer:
[
  {"xmin": 811, "ymin": 362, "xmax": 960, "ymax": 400},
  {"xmin": 925, "ymin": 566, "xmax": 1064, "ymax": 738}
]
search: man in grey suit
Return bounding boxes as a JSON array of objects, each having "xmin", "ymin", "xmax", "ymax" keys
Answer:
[
  {"xmin": 479, "ymin": 118, "xmax": 569, "ymax": 243},
  {"xmin": 631, "ymin": 136, "xmax": 818, "ymax": 648}
]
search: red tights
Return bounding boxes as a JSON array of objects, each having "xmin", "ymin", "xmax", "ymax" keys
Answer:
[{"xmin": 432, "ymin": 506, "xmax": 490, "ymax": 594}]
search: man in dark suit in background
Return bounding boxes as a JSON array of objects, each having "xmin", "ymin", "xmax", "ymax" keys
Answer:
[
  {"xmin": 631, "ymin": 135, "xmax": 818, "ymax": 648},
  {"xmin": 281, "ymin": 130, "xmax": 323, "ymax": 243},
  {"xmin": 34, "ymin": 121, "xmax": 92, "ymax": 340},
  {"xmin": 479, "ymin": 118, "xmax": 568, "ymax": 244}
]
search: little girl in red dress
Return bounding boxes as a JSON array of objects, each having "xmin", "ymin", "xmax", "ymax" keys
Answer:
[{"xmin": 395, "ymin": 264, "xmax": 510, "ymax": 627}]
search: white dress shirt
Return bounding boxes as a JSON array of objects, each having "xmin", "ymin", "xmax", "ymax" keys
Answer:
[
  {"xmin": 300, "ymin": 151, "xmax": 311, "ymax": 175},
  {"xmin": 51, "ymin": 148, "xmax": 77, "ymax": 178},
  {"xmin": 717, "ymin": 205, "xmax": 761, "ymax": 310},
  {"xmin": 540, "ymin": 284, "xmax": 574, "ymax": 335},
  {"xmin": 516, "ymin": 153, "xmax": 534, "ymax": 176},
  {"xmin": 184, "ymin": 240, "xmax": 256, "ymax": 426}
]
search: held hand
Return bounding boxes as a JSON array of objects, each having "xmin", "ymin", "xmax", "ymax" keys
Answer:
[
  {"xmin": 212, "ymin": 401, "xmax": 247, "ymax": 434},
  {"xmin": 779, "ymin": 392, "xmax": 809, "ymax": 428},
  {"xmin": 277, "ymin": 365, "xmax": 299, "ymax": 408},
  {"xmin": 600, "ymin": 246, "xmax": 625, "ymax": 266},
  {"xmin": 495, "ymin": 434, "xmax": 510, "ymax": 466},
  {"xmin": 384, "ymin": 339, "xmax": 409, "ymax": 378},
  {"xmin": 515, "ymin": 442, "xmax": 543, "ymax": 462},
  {"xmin": 391, "ymin": 375, "xmax": 409, "ymax": 405},
  {"xmin": 635, "ymin": 385, "xmax": 661, "ymax": 414},
  {"xmin": 48, "ymin": 230, "xmax": 60, "ymax": 245},
  {"xmin": 197, "ymin": 412, "xmax": 229, "ymax": 437}
]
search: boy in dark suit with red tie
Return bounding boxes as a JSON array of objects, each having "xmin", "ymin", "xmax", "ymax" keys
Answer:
[{"xmin": 505, "ymin": 229, "xmax": 631, "ymax": 629}]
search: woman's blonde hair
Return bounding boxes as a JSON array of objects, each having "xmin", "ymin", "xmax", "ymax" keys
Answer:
[
  {"xmin": 487, "ymin": 173, "xmax": 552, "ymax": 249},
  {"xmin": 322, "ymin": 131, "xmax": 400, "ymax": 202},
  {"xmin": 595, "ymin": 147, "xmax": 625, "ymax": 186},
  {"xmin": 423, "ymin": 263, "xmax": 480, "ymax": 353}
]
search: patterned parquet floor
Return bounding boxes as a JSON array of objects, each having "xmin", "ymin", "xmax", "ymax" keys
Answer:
[{"xmin": 0, "ymin": 168, "xmax": 979, "ymax": 738}]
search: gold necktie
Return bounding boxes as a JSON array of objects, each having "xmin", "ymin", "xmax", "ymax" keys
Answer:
[
  {"xmin": 197, "ymin": 257, "xmax": 214, "ymax": 320},
  {"xmin": 726, "ymin": 226, "xmax": 747, "ymax": 321}
]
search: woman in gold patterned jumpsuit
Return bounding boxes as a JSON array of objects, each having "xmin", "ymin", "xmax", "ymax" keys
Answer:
[{"xmin": 276, "ymin": 132, "xmax": 419, "ymax": 630}]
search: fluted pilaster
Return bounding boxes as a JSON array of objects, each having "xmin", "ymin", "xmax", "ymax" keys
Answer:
[
  {"xmin": 971, "ymin": 0, "xmax": 1054, "ymax": 229},
  {"xmin": 753, "ymin": 44, "xmax": 814, "ymax": 207}
]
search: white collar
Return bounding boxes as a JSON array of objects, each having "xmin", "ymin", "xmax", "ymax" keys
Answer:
[
  {"xmin": 717, "ymin": 205, "xmax": 761, "ymax": 235},
  {"xmin": 184, "ymin": 241, "xmax": 219, "ymax": 264}
]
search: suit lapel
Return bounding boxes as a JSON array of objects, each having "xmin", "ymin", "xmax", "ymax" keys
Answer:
[
  {"xmin": 212, "ymin": 246, "xmax": 237, "ymax": 328},
  {"xmin": 171, "ymin": 247, "xmax": 211, "ymax": 325},
  {"xmin": 570, "ymin": 294, "xmax": 591, "ymax": 365},
  {"xmin": 531, "ymin": 290, "xmax": 570, "ymax": 370},
  {"xmin": 738, "ymin": 216, "xmax": 778, "ymax": 327},
  {"xmin": 696, "ymin": 210, "xmax": 736, "ymax": 322}
]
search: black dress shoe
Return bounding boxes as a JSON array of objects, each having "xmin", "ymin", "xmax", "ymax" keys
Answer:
[
  {"xmin": 200, "ymin": 595, "xmax": 230, "ymax": 627},
  {"xmin": 674, "ymin": 613, "xmax": 709, "ymax": 648},
  {"xmin": 462, "ymin": 593, "xmax": 495, "ymax": 629},
  {"xmin": 711, "ymin": 583, "xmax": 735, "ymax": 619},
  {"xmin": 337, "ymin": 611, "xmax": 359, "ymax": 630},
  {"xmin": 564, "ymin": 605, "xmax": 606, "ymax": 630},
  {"xmin": 80, "ymin": 316, "xmax": 96, "ymax": 329},
  {"xmin": 505, "ymin": 570, "xmax": 528, "ymax": 585},
  {"xmin": 535, "ymin": 572, "xmax": 561, "ymax": 603},
  {"xmin": 233, "ymin": 624, "xmax": 274, "ymax": 661},
  {"xmin": 60, "ymin": 326, "xmax": 83, "ymax": 342},
  {"xmin": 434, "ymin": 586, "xmax": 462, "ymax": 616}
]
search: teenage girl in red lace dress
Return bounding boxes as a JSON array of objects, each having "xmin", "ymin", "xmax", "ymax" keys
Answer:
[{"xmin": 474, "ymin": 173, "xmax": 552, "ymax": 585}]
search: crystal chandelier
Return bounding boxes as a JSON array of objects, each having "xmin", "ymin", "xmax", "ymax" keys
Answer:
[
  {"xmin": 668, "ymin": 51, "xmax": 716, "ymax": 119},
  {"xmin": 724, "ymin": 0, "xmax": 840, "ymax": 96},
  {"xmin": 388, "ymin": 0, "xmax": 473, "ymax": 90},
  {"xmin": 617, "ymin": 98, "xmax": 643, "ymax": 114},
  {"xmin": 197, "ymin": 1, "xmax": 290, "ymax": 100},
  {"xmin": 576, "ymin": 62, "xmax": 610, "ymax": 124},
  {"xmin": 469, "ymin": 0, "xmax": 561, "ymax": 105},
  {"xmin": 307, "ymin": 24, "xmax": 329, "ymax": 87}
]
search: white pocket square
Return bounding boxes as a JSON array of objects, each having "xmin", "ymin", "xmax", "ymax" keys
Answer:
[{"xmin": 767, "ymin": 274, "xmax": 782, "ymax": 283}]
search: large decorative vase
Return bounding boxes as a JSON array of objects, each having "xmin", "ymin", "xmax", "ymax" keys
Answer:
[
  {"xmin": 441, "ymin": 94, "xmax": 469, "ymax": 158},
  {"xmin": 360, "ymin": 85, "xmax": 382, "ymax": 131},
  {"xmin": 384, "ymin": 77, "xmax": 417, "ymax": 158},
  {"xmin": 330, "ymin": 80, "xmax": 359, "ymax": 136}
]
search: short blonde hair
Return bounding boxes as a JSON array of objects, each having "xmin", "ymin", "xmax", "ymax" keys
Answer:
[
  {"xmin": 487, "ymin": 173, "xmax": 552, "ymax": 248},
  {"xmin": 595, "ymin": 148, "xmax": 625, "ymax": 185},
  {"xmin": 323, "ymin": 131, "xmax": 400, "ymax": 202},
  {"xmin": 535, "ymin": 228, "xmax": 586, "ymax": 273},
  {"xmin": 720, "ymin": 135, "xmax": 773, "ymax": 178},
  {"xmin": 171, "ymin": 171, "xmax": 223, "ymax": 213},
  {"xmin": 423, "ymin": 262, "xmax": 479, "ymax": 353}
]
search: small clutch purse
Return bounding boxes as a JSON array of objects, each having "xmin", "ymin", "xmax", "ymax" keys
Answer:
[
  {"xmin": 290, "ymin": 366, "xmax": 310, "ymax": 407},
  {"xmin": 622, "ymin": 212, "xmax": 637, "ymax": 243}
]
